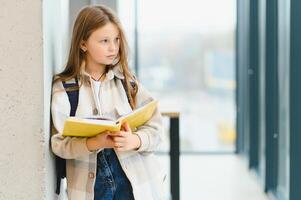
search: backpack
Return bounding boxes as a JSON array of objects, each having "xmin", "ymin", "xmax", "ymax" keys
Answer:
[{"xmin": 55, "ymin": 77, "xmax": 136, "ymax": 195}]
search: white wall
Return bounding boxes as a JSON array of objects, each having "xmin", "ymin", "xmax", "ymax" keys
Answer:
[{"xmin": 43, "ymin": 0, "xmax": 70, "ymax": 199}]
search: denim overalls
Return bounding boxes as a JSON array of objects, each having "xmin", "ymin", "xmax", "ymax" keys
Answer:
[{"xmin": 94, "ymin": 148, "xmax": 134, "ymax": 200}]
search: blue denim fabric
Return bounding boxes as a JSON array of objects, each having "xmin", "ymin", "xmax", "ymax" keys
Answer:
[{"xmin": 94, "ymin": 149, "xmax": 134, "ymax": 200}]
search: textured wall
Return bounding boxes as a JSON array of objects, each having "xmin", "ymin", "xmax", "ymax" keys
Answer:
[
  {"xmin": 0, "ymin": 1, "xmax": 119, "ymax": 199},
  {"xmin": 0, "ymin": 0, "xmax": 45, "ymax": 199}
]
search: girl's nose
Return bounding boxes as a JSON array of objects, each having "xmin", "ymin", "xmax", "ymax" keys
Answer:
[{"xmin": 108, "ymin": 41, "xmax": 117, "ymax": 52}]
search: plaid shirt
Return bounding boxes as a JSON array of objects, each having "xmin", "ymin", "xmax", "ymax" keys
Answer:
[{"xmin": 51, "ymin": 65, "xmax": 166, "ymax": 200}]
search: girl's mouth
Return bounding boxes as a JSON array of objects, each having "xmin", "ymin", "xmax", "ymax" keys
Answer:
[{"xmin": 107, "ymin": 55, "xmax": 116, "ymax": 59}]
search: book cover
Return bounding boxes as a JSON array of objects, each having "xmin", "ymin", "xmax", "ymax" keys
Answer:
[{"xmin": 62, "ymin": 100, "xmax": 158, "ymax": 137}]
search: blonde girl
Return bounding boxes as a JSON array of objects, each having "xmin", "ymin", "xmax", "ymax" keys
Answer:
[{"xmin": 51, "ymin": 5, "xmax": 165, "ymax": 200}]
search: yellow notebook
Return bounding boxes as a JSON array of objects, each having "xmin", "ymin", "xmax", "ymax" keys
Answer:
[{"xmin": 62, "ymin": 100, "xmax": 158, "ymax": 137}]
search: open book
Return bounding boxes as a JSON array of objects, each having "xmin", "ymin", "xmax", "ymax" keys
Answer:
[{"xmin": 62, "ymin": 100, "xmax": 158, "ymax": 137}]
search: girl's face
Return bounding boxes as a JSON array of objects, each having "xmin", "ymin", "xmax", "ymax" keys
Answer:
[{"xmin": 82, "ymin": 22, "xmax": 120, "ymax": 66}]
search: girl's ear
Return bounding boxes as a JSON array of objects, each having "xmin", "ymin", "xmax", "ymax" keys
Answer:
[{"xmin": 80, "ymin": 40, "xmax": 87, "ymax": 52}]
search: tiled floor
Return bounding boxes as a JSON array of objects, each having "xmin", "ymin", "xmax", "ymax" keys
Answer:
[{"xmin": 157, "ymin": 154, "xmax": 269, "ymax": 200}]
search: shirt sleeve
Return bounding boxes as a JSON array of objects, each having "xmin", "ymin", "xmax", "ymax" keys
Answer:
[
  {"xmin": 50, "ymin": 81, "xmax": 95, "ymax": 159},
  {"xmin": 133, "ymin": 82, "xmax": 164, "ymax": 153}
]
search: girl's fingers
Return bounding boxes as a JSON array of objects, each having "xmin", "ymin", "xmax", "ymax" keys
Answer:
[
  {"xmin": 114, "ymin": 142, "xmax": 125, "ymax": 149},
  {"xmin": 108, "ymin": 131, "xmax": 125, "ymax": 137},
  {"xmin": 113, "ymin": 136, "xmax": 125, "ymax": 143},
  {"xmin": 122, "ymin": 122, "xmax": 130, "ymax": 131},
  {"xmin": 115, "ymin": 146, "xmax": 125, "ymax": 151},
  {"xmin": 115, "ymin": 142, "xmax": 122, "ymax": 147}
]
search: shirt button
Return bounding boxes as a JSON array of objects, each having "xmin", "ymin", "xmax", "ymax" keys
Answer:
[
  {"xmin": 88, "ymin": 172, "xmax": 95, "ymax": 179},
  {"xmin": 93, "ymin": 108, "xmax": 98, "ymax": 115}
]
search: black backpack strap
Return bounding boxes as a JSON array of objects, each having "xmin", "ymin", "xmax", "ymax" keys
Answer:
[
  {"xmin": 55, "ymin": 78, "xmax": 79, "ymax": 195},
  {"xmin": 55, "ymin": 157, "xmax": 65, "ymax": 194},
  {"xmin": 62, "ymin": 78, "xmax": 79, "ymax": 117}
]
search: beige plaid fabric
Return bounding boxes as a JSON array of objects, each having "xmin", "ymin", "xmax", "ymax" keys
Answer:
[{"xmin": 51, "ymin": 65, "xmax": 166, "ymax": 200}]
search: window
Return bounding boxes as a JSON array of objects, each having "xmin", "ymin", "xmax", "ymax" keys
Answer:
[{"xmin": 118, "ymin": 0, "xmax": 236, "ymax": 153}]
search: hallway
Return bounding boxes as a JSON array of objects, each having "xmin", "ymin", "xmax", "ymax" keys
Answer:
[
  {"xmin": 159, "ymin": 154, "xmax": 269, "ymax": 200},
  {"xmin": 2, "ymin": 0, "xmax": 301, "ymax": 199}
]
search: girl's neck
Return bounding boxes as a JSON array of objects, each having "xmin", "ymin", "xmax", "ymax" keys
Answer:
[{"xmin": 85, "ymin": 61, "xmax": 106, "ymax": 80}]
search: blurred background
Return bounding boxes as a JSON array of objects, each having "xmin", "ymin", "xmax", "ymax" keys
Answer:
[{"xmin": 2, "ymin": 0, "xmax": 301, "ymax": 200}]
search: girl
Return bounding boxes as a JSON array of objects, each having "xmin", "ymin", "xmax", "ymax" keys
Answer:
[{"xmin": 51, "ymin": 5, "xmax": 165, "ymax": 200}]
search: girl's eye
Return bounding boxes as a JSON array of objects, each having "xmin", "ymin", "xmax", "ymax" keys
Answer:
[{"xmin": 100, "ymin": 39, "xmax": 108, "ymax": 43}]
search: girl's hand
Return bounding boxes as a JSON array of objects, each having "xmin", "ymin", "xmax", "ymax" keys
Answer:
[
  {"xmin": 109, "ymin": 122, "xmax": 141, "ymax": 151},
  {"xmin": 86, "ymin": 131, "xmax": 115, "ymax": 151}
]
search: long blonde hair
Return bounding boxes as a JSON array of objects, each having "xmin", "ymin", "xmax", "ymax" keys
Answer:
[{"xmin": 53, "ymin": 5, "xmax": 138, "ymax": 109}]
